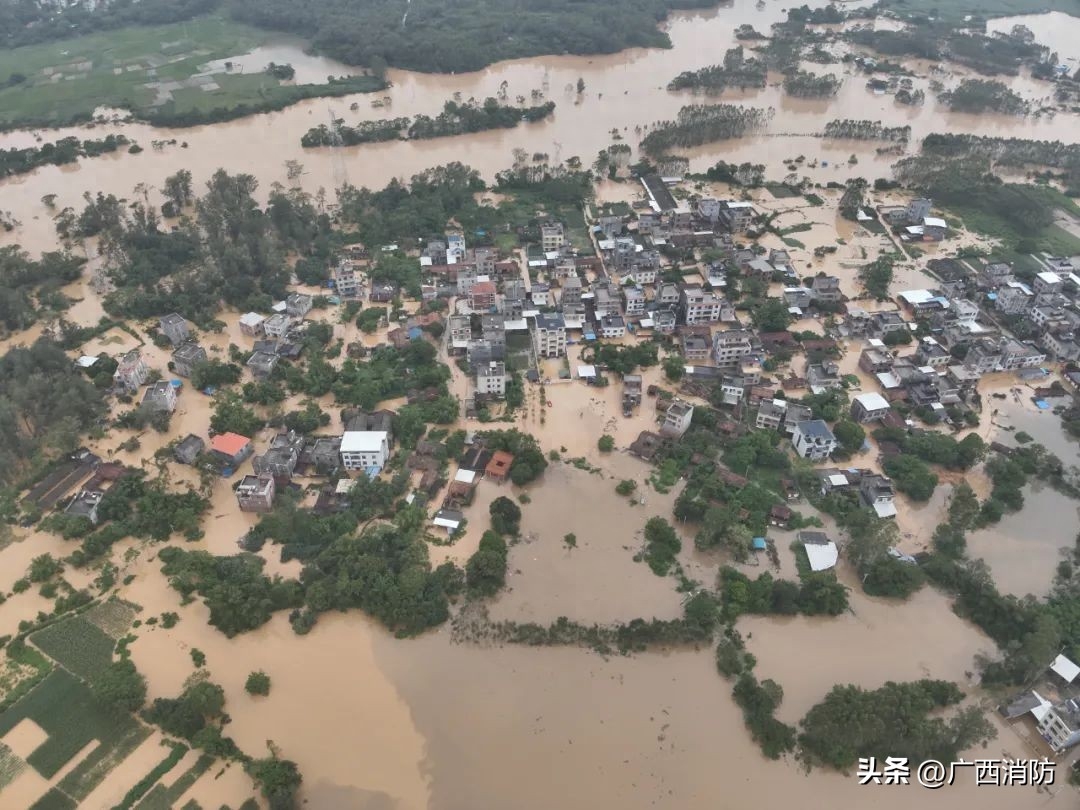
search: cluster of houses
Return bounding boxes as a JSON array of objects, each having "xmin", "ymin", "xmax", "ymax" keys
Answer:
[{"xmin": 1002, "ymin": 653, "xmax": 1080, "ymax": 755}]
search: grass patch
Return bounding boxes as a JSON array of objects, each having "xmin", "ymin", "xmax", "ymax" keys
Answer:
[
  {"xmin": 859, "ymin": 219, "xmax": 886, "ymax": 234},
  {"xmin": 0, "ymin": 14, "xmax": 382, "ymax": 128},
  {"xmin": 880, "ymin": 0, "xmax": 1080, "ymax": 26},
  {"xmin": 944, "ymin": 186, "xmax": 1080, "ymax": 254},
  {"xmin": 0, "ymin": 645, "xmax": 52, "ymax": 713},
  {"xmin": 494, "ymin": 189, "xmax": 594, "ymax": 256},
  {"xmin": 115, "ymin": 742, "xmax": 188, "ymax": 810},
  {"xmin": 82, "ymin": 598, "xmax": 139, "ymax": 640},
  {"xmin": 804, "ymin": 193, "xmax": 825, "ymax": 206},
  {"xmin": 30, "ymin": 617, "xmax": 115, "ymax": 684},
  {"xmin": 0, "ymin": 669, "xmax": 149, "ymax": 798},
  {"xmin": 781, "ymin": 237, "xmax": 806, "ymax": 249},
  {"xmin": 765, "ymin": 183, "xmax": 802, "ymax": 199},
  {"xmin": 0, "ymin": 742, "xmax": 27, "ymax": 789},
  {"xmin": 134, "ymin": 753, "xmax": 214, "ymax": 810}
]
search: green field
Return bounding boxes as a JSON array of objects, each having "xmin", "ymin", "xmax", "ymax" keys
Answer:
[
  {"xmin": 134, "ymin": 753, "xmax": 215, "ymax": 810},
  {"xmin": 29, "ymin": 789, "xmax": 77, "ymax": 810},
  {"xmin": 30, "ymin": 617, "xmax": 116, "ymax": 685},
  {"xmin": 0, "ymin": 14, "xmax": 382, "ymax": 129},
  {"xmin": 0, "ymin": 669, "xmax": 149, "ymax": 799},
  {"xmin": 879, "ymin": 0, "xmax": 1080, "ymax": 26},
  {"xmin": 83, "ymin": 599, "xmax": 140, "ymax": 640}
]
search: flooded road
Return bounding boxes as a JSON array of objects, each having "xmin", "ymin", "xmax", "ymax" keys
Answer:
[{"xmin": 2, "ymin": 3, "xmax": 1078, "ymax": 258}]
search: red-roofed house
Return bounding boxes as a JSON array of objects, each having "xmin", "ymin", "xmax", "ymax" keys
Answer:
[
  {"xmin": 485, "ymin": 451, "xmax": 514, "ymax": 483},
  {"xmin": 469, "ymin": 281, "xmax": 497, "ymax": 310},
  {"xmin": 210, "ymin": 432, "xmax": 253, "ymax": 466}
]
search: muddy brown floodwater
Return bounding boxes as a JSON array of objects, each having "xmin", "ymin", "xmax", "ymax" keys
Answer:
[{"xmin": 1, "ymin": 3, "xmax": 1079, "ymax": 808}]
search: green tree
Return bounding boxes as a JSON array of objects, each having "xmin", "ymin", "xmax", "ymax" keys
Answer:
[
  {"xmin": 832, "ymin": 420, "xmax": 865, "ymax": 455},
  {"xmin": 597, "ymin": 434, "xmax": 615, "ymax": 452},
  {"xmin": 663, "ymin": 355, "xmax": 685, "ymax": 381},
  {"xmin": 466, "ymin": 530, "xmax": 508, "ymax": 597},
  {"xmin": 489, "ymin": 496, "xmax": 522, "ymax": 536},
  {"xmin": 95, "ymin": 660, "xmax": 147, "ymax": 714},
  {"xmin": 245, "ymin": 670, "xmax": 272, "ymax": 696},
  {"xmin": 248, "ymin": 754, "xmax": 303, "ymax": 810}
]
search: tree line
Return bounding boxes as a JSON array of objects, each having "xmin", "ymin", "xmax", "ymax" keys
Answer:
[
  {"xmin": 822, "ymin": 119, "xmax": 910, "ymax": 142},
  {"xmin": 301, "ymin": 99, "xmax": 555, "ymax": 148},
  {"xmin": 0, "ymin": 135, "xmax": 133, "ymax": 179},
  {"xmin": 667, "ymin": 46, "xmax": 767, "ymax": 94},
  {"xmin": 640, "ymin": 104, "xmax": 773, "ymax": 155}
]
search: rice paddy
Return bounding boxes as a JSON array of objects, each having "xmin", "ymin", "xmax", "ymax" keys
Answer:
[{"xmin": 30, "ymin": 617, "xmax": 116, "ymax": 684}]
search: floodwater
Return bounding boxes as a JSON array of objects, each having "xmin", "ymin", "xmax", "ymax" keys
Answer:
[
  {"xmin": 1, "ymin": 3, "xmax": 1080, "ymax": 807},
  {"xmin": 2, "ymin": 0, "xmax": 1079, "ymax": 258},
  {"xmin": 965, "ymin": 390, "xmax": 1080, "ymax": 597},
  {"xmin": 198, "ymin": 42, "xmax": 364, "ymax": 85},
  {"xmin": 986, "ymin": 12, "xmax": 1080, "ymax": 61}
]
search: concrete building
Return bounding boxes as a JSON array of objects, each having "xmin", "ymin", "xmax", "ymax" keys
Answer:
[
  {"xmin": 623, "ymin": 287, "xmax": 646, "ymax": 316},
  {"xmin": 1037, "ymin": 699, "xmax": 1080, "ymax": 753},
  {"xmin": 113, "ymin": 350, "xmax": 150, "ymax": 393},
  {"xmin": 541, "ymin": 222, "xmax": 566, "ymax": 252},
  {"xmin": 253, "ymin": 431, "xmax": 305, "ymax": 480},
  {"xmin": 599, "ymin": 314, "xmax": 626, "ymax": 339},
  {"xmin": 263, "ymin": 313, "xmax": 292, "ymax": 340},
  {"xmin": 171, "ymin": 343, "xmax": 207, "ymax": 378},
  {"xmin": 682, "ymin": 333, "xmax": 711, "ymax": 361},
  {"xmin": 236, "ymin": 473, "xmax": 275, "ymax": 513},
  {"xmin": 681, "ymin": 285, "xmax": 732, "ymax": 325},
  {"xmin": 469, "ymin": 280, "xmax": 497, "ymax": 310},
  {"xmin": 533, "ymin": 313, "xmax": 567, "ymax": 358},
  {"xmin": 247, "ymin": 351, "xmax": 279, "ymax": 380},
  {"xmin": 286, "ymin": 293, "xmax": 313, "ymax": 319},
  {"xmin": 660, "ymin": 400, "xmax": 694, "ymax": 438},
  {"xmin": 340, "ymin": 431, "xmax": 390, "ymax": 472},
  {"xmin": 792, "ymin": 420, "xmax": 838, "ymax": 461},
  {"xmin": 141, "ymin": 381, "xmax": 177, "ymax": 413},
  {"xmin": 717, "ymin": 200, "xmax": 754, "ymax": 233},
  {"xmin": 159, "ymin": 313, "xmax": 190, "ymax": 347},
  {"xmin": 239, "ymin": 312, "xmax": 265, "ymax": 337},
  {"xmin": 66, "ymin": 490, "xmax": 104, "ymax": 524},
  {"xmin": 810, "ymin": 275, "xmax": 843, "ymax": 304},
  {"xmin": 851, "ymin": 392, "xmax": 891, "ymax": 423},
  {"xmin": 476, "ymin": 361, "xmax": 507, "ymax": 397},
  {"xmin": 210, "ymin": 432, "xmax": 253, "ymax": 467},
  {"xmin": 333, "ymin": 260, "xmax": 362, "ymax": 298},
  {"xmin": 859, "ymin": 474, "xmax": 896, "ymax": 519},
  {"xmin": 712, "ymin": 329, "xmax": 756, "ymax": 370},
  {"xmin": 561, "ymin": 276, "xmax": 584, "ymax": 310},
  {"xmin": 174, "ymin": 434, "xmax": 205, "ymax": 465}
]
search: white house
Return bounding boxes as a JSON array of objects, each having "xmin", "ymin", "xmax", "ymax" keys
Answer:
[
  {"xmin": 791, "ymin": 419, "xmax": 837, "ymax": 461},
  {"xmin": 851, "ymin": 392, "xmax": 891, "ymax": 423},
  {"xmin": 476, "ymin": 361, "xmax": 507, "ymax": 397},
  {"xmin": 660, "ymin": 400, "xmax": 694, "ymax": 437},
  {"xmin": 340, "ymin": 430, "xmax": 390, "ymax": 472}
]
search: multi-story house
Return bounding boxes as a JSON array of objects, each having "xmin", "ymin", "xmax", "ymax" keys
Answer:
[
  {"xmin": 286, "ymin": 293, "xmax": 313, "ymax": 319},
  {"xmin": 599, "ymin": 315, "xmax": 626, "ymax": 339},
  {"xmin": 712, "ymin": 329, "xmax": 756, "ymax": 370},
  {"xmin": 660, "ymin": 400, "xmax": 694, "ymax": 437},
  {"xmin": 791, "ymin": 420, "xmax": 838, "ymax": 461},
  {"xmin": 476, "ymin": 361, "xmax": 507, "ymax": 397},
  {"xmin": 681, "ymin": 285, "xmax": 732, "ymax": 325},
  {"xmin": 1034, "ymin": 271, "xmax": 1063, "ymax": 296},
  {"xmin": 159, "ymin": 313, "xmax": 190, "ymax": 347},
  {"xmin": 141, "ymin": 381, "xmax": 177, "ymax": 413},
  {"xmin": 113, "ymin": 350, "xmax": 150, "ymax": 393},
  {"xmin": 682, "ymin": 333, "xmax": 710, "ymax": 361},
  {"xmin": 333, "ymin": 260, "xmax": 362, "ymax": 298},
  {"xmin": 717, "ymin": 201, "xmax": 754, "ymax": 233},
  {"xmin": 623, "ymin": 287, "xmax": 646, "ymax": 316},
  {"xmin": 593, "ymin": 283, "xmax": 622, "ymax": 317},
  {"xmin": 561, "ymin": 276, "xmax": 583, "ymax": 310},
  {"xmin": 171, "ymin": 343, "xmax": 207, "ymax": 378},
  {"xmin": 469, "ymin": 280, "xmax": 497, "ymax": 311},
  {"xmin": 995, "ymin": 280, "xmax": 1034, "ymax": 315},
  {"xmin": 239, "ymin": 312, "xmax": 265, "ymax": 337},
  {"xmin": 541, "ymin": 222, "xmax": 566, "ymax": 252},
  {"xmin": 533, "ymin": 313, "xmax": 567, "ymax": 358},
  {"xmin": 263, "ymin": 313, "xmax": 292, "ymax": 340},
  {"xmin": 340, "ymin": 431, "xmax": 390, "ymax": 472},
  {"xmin": 1037, "ymin": 699, "xmax": 1080, "ymax": 753},
  {"xmin": 236, "ymin": 474, "xmax": 276, "ymax": 513},
  {"xmin": 810, "ymin": 275, "xmax": 843, "ymax": 304},
  {"xmin": 449, "ymin": 315, "xmax": 472, "ymax": 349},
  {"xmin": 657, "ymin": 283, "xmax": 680, "ymax": 308}
]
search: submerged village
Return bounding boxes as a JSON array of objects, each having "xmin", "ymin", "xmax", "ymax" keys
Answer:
[{"xmin": 3, "ymin": 0, "xmax": 1080, "ymax": 809}]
